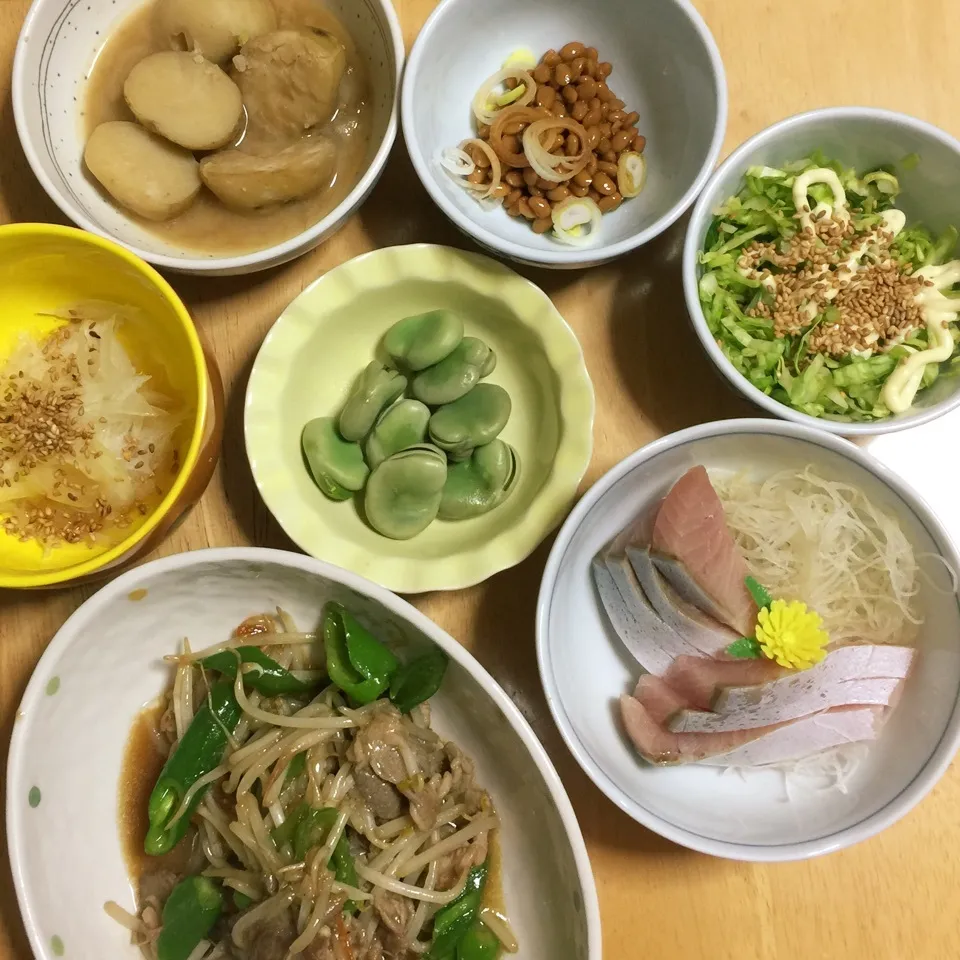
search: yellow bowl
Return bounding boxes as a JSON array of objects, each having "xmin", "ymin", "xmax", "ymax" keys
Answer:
[{"xmin": 0, "ymin": 224, "xmax": 221, "ymax": 588}]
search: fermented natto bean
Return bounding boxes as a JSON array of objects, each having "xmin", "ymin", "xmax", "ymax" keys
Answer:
[
  {"xmin": 611, "ymin": 130, "xmax": 633, "ymax": 152},
  {"xmin": 547, "ymin": 185, "xmax": 571, "ymax": 202},
  {"xmin": 584, "ymin": 46, "xmax": 598, "ymax": 60},
  {"xmin": 528, "ymin": 186, "xmax": 544, "ymax": 197},
  {"xmin": 536, "ymin": 176, "xmax": 555, "ymax": 190},
  {"xmin": 551, "ymin": 102, "xmax": 568, "ymax": 118},
  {"xmin": 562, "ymin": 85, "xmax": 578, "ymax": 104},
  {"xmin": 506, "ymin": 187, "xmax": 522, "ymax": 204},
  {"xmin": 599, "ymin": 122, "xmax": 612, "ymax": 138},
  {"xmin": 598, "ymin": 192, "xmax": 623, "ymax": 213},
  {"xmin": 625, "ymin": 111, "xmax": 640, "ymax": 126},
  {"xmin": 598, "ymin": 61, "xmax": 613, "ymax": 78},
  {"xmin": 533, "ymin": 63, "xmax": 551, "ymax": 84},
  {"xmin": 597, "ymin": 160, "xmax": 619, "ymax": 177},
  {"xmin": 536, "ymin": 84, "xmax": 556, "ymax": 107},
  {"xmin": 571, "ymin": 57, "xmax": 589, "ymax": 78},
  {"xmin": 503, "ymin": 119, "xmax": 524, "ymax": 135},
  {"xmin": 504, "ymin": 170, "xmax": 524, "ymax": 188},
  {"xmin": 532, "ymin": 217, "xmax": 553, "ymax": 234},
  {"xmin": 608, "ymin": 109, "xmax": 627, "ymax": 123},
  {"xmin": 609, "ymin": 99, "xmax": 626, "ymax": 112},
  {"xmin": 467, "ymin": 169, "xmax": 486, "ymax": 184},
  {"xmin": 471, "ymin": 145, "xmax": 492, "ymax": 168},
  {"xmin": 598, "ymin": 137, "xmax": 612, "ymax": 154},
  {"xmin": 583, "ymin": 107, "xmax": 602, "ymax": 129},
  {"xmin": 586, "ymin": 155, "xmax": 598, "ymax": 173},
  {"xmin": 506, "ymin": 200, "xmax": 523, "ymax": 217},
  {"xmin": 554, "ymin": 63, "xmax": 573, "ymax": 86},
  {"xmin": 528, "ymin": 195, "xmax": 551, "ymax": 218},
  {"xmin": 588, "ymin": 187, "xmax": 602, "ymax": 204},
  {"xmin": 602, "ymin": 150, "xmax": 618, "ymax": 164},
  {"xmin": 578, "ymin": 77, "xmax": 598, "ymax": 101},
  {"xmin": 570, "ymin": 182, "xmax": 589, "ymax": 198},
  {"xmin": 583, "ymin": 127, "xmax": 600, "ymax": 150},
  {"xmin": 573, "ymin": 168, "xmax": 593, "ymax": 188},
  {"xmin": 560, "ymin": 41, "xmax": 584, "ymax": 60},
  {"xmin": 490, "ymin": 182, "xmax": 510, "ymax": 199},
  {"xmin": 502, "ymin": 134, "xmax": 520, "ymax": 154},
  {"xmin": 611, "ymin": 122, "xmax": 622, "ymax": 137},
  {"xmin": 518, "ymin": 198, "xmax": 536, "ymax": 220},
  {"xmin": 565, "ymin": 135, "xmax": 580, "ymax": 157},
  {"xmin": 593, "ymin": 171, "xmax": 616, "ymax": 196},
  {"xmin": 522, "ymin": 167, "xmax": 539, "ymax": 187},
  {"xmin": 542, "ymin": 49, "xmax": 561, "ymax": 66},
  {"xmin": 634, "ymin": 134, "xmax": 647, "ymax": 152},
  {"xmin": 477, "ymin": 123, "xmax": 491, "ymax": 139},
  {"xmin": 571, "ymin": 100, "xmax": 588, "ymax": 122},
  {"xmin": 596, "ymin": 81, "xmax": 613, "ymax": 101},
  {"xmin": 549, "ymin": 131, "xmax": 566, "ymax": 152}
]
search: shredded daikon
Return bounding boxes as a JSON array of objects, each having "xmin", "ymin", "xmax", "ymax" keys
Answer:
[
  {"xmin": 712, "ymin": 466, "xmax": 922, "ymax": 648},
  {"xmin": 0, "ymin": 301, "xmax": 184, "ymax": 548}
]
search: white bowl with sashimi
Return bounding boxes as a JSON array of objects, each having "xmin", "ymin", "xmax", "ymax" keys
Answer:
[{"xmin": 537, "ymin": 419, "xmax": 960, "ymax": 861}]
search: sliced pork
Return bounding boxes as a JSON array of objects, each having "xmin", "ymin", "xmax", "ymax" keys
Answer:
[
  {"xmin": 651, "ymin": 466, "xmax": 758, "ymax": 635},
  {"xmin": 626, "ymin": 544, "xmax": 737, "ymax": 656}
]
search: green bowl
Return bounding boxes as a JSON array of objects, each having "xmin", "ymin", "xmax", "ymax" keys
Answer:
[{"xmin": 244, "ymin": 244, "xmax": 594, "ymax": 592}]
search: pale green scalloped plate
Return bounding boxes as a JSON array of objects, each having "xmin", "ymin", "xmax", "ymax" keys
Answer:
[{"xmin": 244, "ymin": 244, "xmax": 594, "ymax": 593}]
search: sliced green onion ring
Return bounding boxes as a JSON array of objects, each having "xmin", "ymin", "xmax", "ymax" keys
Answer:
[{"xmin": 471, "ymin": 67, "xmax": 536, "ymax": 126}]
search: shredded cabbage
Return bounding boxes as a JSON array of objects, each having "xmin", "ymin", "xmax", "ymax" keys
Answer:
[{"xmin": 698, "ymin": 152, "xmax": 960, "ymax": 422}]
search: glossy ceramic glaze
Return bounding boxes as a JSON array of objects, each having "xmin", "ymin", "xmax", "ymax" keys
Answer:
[
  {"xmin": 683, "ymin": 107, "xmax": 960, "ymax": 435},
  {"xmin": 537, "ymin": 419, "xmax": 960, "ymax": 860},
  {"xmin": 402, "ymin": 0, "xmax": 726, "ymax": 269},
  {"xmin": 12, "ymin": 0, "xmax": 404, "ymax": 275},
  {"xmin": 0, "ymin": 223, "xmax": 220, "ymax": 588},
  {"xmin": 7, "ymin": 548, "xmax": 601, "ymax": 960},
  {"xmin": 245, "ymin": 244, "xmax": 594, "ymax": 592}
]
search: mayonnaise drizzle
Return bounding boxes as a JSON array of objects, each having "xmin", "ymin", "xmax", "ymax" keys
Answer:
[
  {"xmin": 881, "ymin": 261, "xmax": 960, "ymax": 413},
  {"xmin": 792, "ymin": 168, "xmax": 851, "ymax": 230}
]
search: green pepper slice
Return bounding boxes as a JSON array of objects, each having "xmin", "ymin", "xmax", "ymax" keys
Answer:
[
  {"xmin": 201, "ymin": 646, "xmax": 315, "ymax": 698},
  {"xmin": 156, "ymin": 876, "xmax": 223, "ymax": 960},
  {"xmin": 322, "ymin": 603, "xmax": 398, "ymax": 704},
  {"xmin": 271, "ymin": 803, "xmax": 359, "ymax": 911},
  {"xmin": 389, "ymin": 648, "xmax": 449, "ymax": 714},
  {"xmin": 145, "ymin": 681, "xmax": 242, "ymax": 856},
  {"xmin": 428, "ymin": 862, "xmax": 488, "ymax": 958},
  {"xmin": 457, "ymin": 920, "xmax": 500, "ymax": 960}
]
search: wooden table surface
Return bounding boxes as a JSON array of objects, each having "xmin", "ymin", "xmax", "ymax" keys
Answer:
[{"xmin": 2, "ymin": 0, "xmax": 959, "ymax": 957}]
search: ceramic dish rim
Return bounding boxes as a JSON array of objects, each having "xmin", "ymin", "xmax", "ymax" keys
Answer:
[
  {"xmin": 535, "ymin": 416, "xmax": 960, "ymax": 862},
  {"xmin": 10, "ymin": 0, "xmax": 405, "ymax": 274},
  {"xmin": 681, "ymin": 105, "xmax": 960, "ymax": 437},
  {"xmin": 243, "ymin": 242, "xmax": 595, "ymax": 593},
  {"xmin": 0, "ymin": 222, "xmax": 209, "ymax": 588},
  {"xmin": 400, "ymin": 0, "xmax": 728, "ymax": 266},
  {"xmin": 6, "ymin": 545, "xmax": 604, "ymax": 960}
]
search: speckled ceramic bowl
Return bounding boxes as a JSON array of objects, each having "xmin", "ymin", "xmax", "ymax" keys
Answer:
[
  {"xmin": 7, "ymin": 548, "xmax": 601, "ymax": 960},
  {"xmin": 245, "ymin": 244, "xmax": 595, "ymax": 593},
  {"xmin": 12, "ymin": 0, "xmax": 403, "ymax": 275},
  {"xmin": 0, "ymin": 223, "xmax": 222, "ymax": 589}
]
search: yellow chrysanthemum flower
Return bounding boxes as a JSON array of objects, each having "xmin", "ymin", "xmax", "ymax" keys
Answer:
[{"xmin": 755, "ymin": 599, "xmax": 828, "ymax": 670}]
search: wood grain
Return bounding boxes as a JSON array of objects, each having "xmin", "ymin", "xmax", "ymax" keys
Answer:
[{"xmin": 1, "ymin": 1, "xmax": 958, "ymax": 957}]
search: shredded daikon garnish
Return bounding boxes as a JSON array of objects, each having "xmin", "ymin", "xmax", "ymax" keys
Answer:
[
  {"xmin": 0, "ymin": 301, "xmax": 184, "ymax": 548},
  {"xmin": 713, "ymin": 466, "xmax": 922, "ymax": 647}
]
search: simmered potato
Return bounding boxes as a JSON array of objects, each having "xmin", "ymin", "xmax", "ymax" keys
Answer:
[
  {"xmin": 124, "ymin": 51, "xmax": 244, "ymax": 151},
  {"xmin": 158, "ymin": 0, "xmax": 277, "ymax": 64},
  {"xmin": 199, "ymin": 138, "xmax": 337, "ymax": 209},
  {"xmin": 231, "ymin": 30, "xmax": 346, "ymax": 143},
  {"xmin": 84, "ymin": 121, "xmax": 201, "ymax": 221}
]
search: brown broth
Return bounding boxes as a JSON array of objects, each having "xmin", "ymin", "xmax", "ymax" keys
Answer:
[
  {"xmin": 118, "ymin": 702, "xmax": 195, "ymax": 884},
  {"xmin": 83, "ymin": 0, "xmax": 372, "ymax": 255}
]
